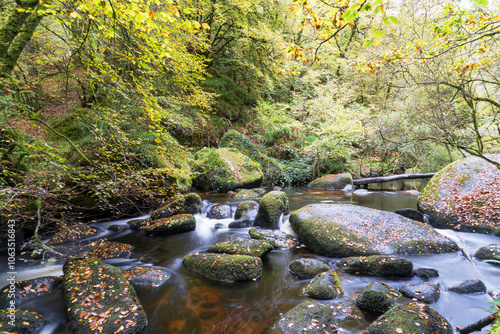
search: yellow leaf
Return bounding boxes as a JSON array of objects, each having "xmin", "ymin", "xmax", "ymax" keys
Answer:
[{"xmin": 202, "ymin": 23, "xmax": 210, "ymax": 30}]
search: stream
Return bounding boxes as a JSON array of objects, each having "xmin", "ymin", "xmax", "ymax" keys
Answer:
[{"xmin": 1, "ymin": 180, "xmax": 499, "ymax": 333}]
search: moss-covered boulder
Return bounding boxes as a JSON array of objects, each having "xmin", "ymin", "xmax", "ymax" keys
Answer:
[
  {"xmin": 142, "ymin": 214, "xmax": 196, "ymax": 236},
  {"xmin": 0, "ymin": 309, "xmax": 46, "ymax": 334},
  {"xmin": 63, "ymin": 257, "xmax": 147, "ymax": 334},
  {"xmin": 290, "ymin": 204, "xmax": 458, "ymax": 256},
  {"xmin": 123, "ymin": 266, "xmax": 170, "ymax": 287},
  {"xmin": 363, "ymin": 302, "xmax": 453, "ymax": 334},
  {"xmin": 307, "ymin": 173, "xmax": 353, "ymax": 190},
  {"xmin": 206, "ymin": 239, "xmax": 274, "ymax": 258},
  {"xmin": 49, "ymin": 224, "xmax": 98, "ymax": 244},
  {"xmin": 289, "ymin": 258, "xmax": 330, "ymax": 279},
  {"xmin": 304, "ymin": 271, "xmax": 343, "ymax": 299},
  {"xmin": 193, "ymin": 147, "xmax": 263, "ymax": 192},
  {"xmin": 249, "ymin": 228, "xmax": 299, "ymax": 248},
  {"xmin": 0, "ymin": 276, "xmax": 62, "ymax": 309},
  {"xmin": 150, "ymin": 193, "xmax": 202, "ymax": 220},
  {"xmin": 232, "ymin": 200, "xmax": 259, "ymax": 227},
  {"xmin": 418, "ymin": 154, "xmax": 500, "ymax": 234},
  {"xmin": 399, "ymin": 283, "xmax": 440, "ymax": 303},
  {"xmin": 128, "ymin": 218, "xmax": 150, "ymax": 230},
  {"xmin": 183, "ymin": 193, "xmax": 203, "ymax": 214},
  {"xmin": 356, "ymin": 282, "xmax": 402, "ymax": 313},
  {"xmin": 254, "ymin": 191, "xmax": 289, "ymax": 229},
  {"xmin": 207, "ymin": 204, "xmax": 232, "ymax": 219},
  {"xmin": 233, "ymin": 189, "xmax": 260, "ymax": 199},
  {"xmin": 183, "ymin": 253, "xmax": 262, "ymax": 283},
  {"xmin": 448, "ymin": 279, "xmax": 486, "ymax": 294},
  {"xmin": 475, "ymin": 244, "xmax": 500, "ymax": 264},
  {"xmin": 336, "ymin": 256, "xmax": 413, "ymax": 277},
  {"xmin": 88, "ymin": 240, "xmax": 134, "ymax": 260},
  {"xmin": 272, "ymin": 300, "xmax": 337, "ymax": 334}
]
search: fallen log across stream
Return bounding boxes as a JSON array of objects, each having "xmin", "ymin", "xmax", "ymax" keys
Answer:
[{"xmin": 353, "ymin": 173, "xmax": 436, "ymax": 186}]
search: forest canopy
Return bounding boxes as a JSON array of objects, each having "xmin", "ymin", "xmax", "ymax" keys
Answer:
[{"xmin": 1, "ymin": 0, "xmax": 499, "ymax": 234}]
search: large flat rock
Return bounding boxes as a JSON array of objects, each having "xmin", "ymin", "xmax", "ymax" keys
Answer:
[{"xmin": 289, "ymin": 204, "xmax": 458, "ymax": 257}]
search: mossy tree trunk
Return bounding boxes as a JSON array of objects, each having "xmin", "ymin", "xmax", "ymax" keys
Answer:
[{"xmin": 0, "ymin": 0, "xmax": 43, "ymax": 80}]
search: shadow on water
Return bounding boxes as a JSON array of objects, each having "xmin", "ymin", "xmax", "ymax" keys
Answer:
[{"xmin": 1, "ymin": 182, "xmax": 499, "ymax": 333}]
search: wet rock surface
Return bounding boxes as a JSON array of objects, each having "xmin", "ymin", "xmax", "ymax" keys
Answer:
[
  {"xmin": 0, "ymin": 276, "xmax": 62, "ymax": 308},
  {"xmin": 448, "ymin": 279, "xmax": 486, "ymax": 294},
  {"xmin": 355, "ymin": 281, "xmax": 402, "ymax": 313},
  {"xmin": 142, "ymin": 214, "xmax": 196, "ymax": 236},
  {"xmin": 207, "ymin": 204, "xmax": 232, "ymax": 219},
  {"xmin": 206, "ymin": 239, "xmax": 274, "ymax": 258},
  {"xmin": 307, "ymin": 173, "xmax": 353, "ymax": 190},
  {"xmin": 399, "ymin": 283, "xmax": 440, "ymax": 303},
  {"xmin": 183, "ymin": 253, "xmax": 263, "ymax": 283},
  {"xmin": 63, "ymin": 257, "xmax": 147, "ymax": 334},
  {"xmin": 336, "ymin": 255, "xmax": 413, "ymax": 277},
  {"xmin": 475, "ymin": 244, "xmax": 500, "ymax": 263},
  {"xmin": 254, "ymin": 191, "xmax": 289, "ymax": 229},
  {"xmin": 364, "ymin": 302, "xmax": 453, "ymax": 334},
  {"xmin": 289, "ymin": 258, "xmax": 330, "ymax": 279},
  {"xmin": 394, "ymin": 208, "xmax": 425, "ymax": 223},
  {"xmin": 0, "ymin": 309, "xmax": 46, "ymax": 334},
  {"xmin": 303, "ymin": 271, "xmax": 343, "ymax": 300},
  {"xmin": 249, "ymin": 228, "xmax": 299, "ymax": 248},
  {"xmin": 413, "ymin": 267, "xmax": 439, "ymax": 280},
  {"xmin": 290, "ymin": 204, "xmax": 458, "ymax": 256},
  {"xmin": 88, "ymin": 240, "xmax": 134, "ymax": 260},
  {"xmin": 123, "ymin": 266, "xmax": 170, "ymax": 287}
]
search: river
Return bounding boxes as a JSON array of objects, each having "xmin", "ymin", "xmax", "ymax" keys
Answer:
[{"xmin": 1, "ymin": 181, "xmax": 499, "ymax": 333}]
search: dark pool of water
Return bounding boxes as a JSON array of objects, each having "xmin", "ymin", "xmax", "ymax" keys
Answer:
[{"xmin": 2, "ymin": 184, "xmax": 499, "ymax": 333}]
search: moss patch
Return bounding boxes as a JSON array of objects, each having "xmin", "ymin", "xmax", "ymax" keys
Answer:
[
  {"xmin": 356, "ymin": 281, "xmax": 401, "ymax": 313},
  {"xmin": 142, "ymin": 214, "xmax": 196, "ymax": 236},
  {"xmin": 183, "ymin": 252, "xmax": 262, "ymax": 283},
  {"xmin": 336, "ymin": 255, "xmax": 413, "ymax": 277},
  {"xmin": 254, "ymin": 191, "xmax": 289, "ymax": 229},
  {"xmin": 307, "ymin": 173, "xmax": 353, "ymax": 190},
  {"xmin": 88, "ymin": 240, "xmax": 134, "ymax": 260},
  {"xmin": 206, "ymin": 240, "xmax": 274, "ymax": 258},
  {"xmin": 303, "ymin": 271, "xmax": 344, "ymax": 299},
  {"xmin": 364, "ymin": 302, "xmax": 453, "ymax": 334}
]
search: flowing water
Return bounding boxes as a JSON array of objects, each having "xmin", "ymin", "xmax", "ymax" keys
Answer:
[{"xmin": 2, "ymin": 182, "xmax": 499, "ymax": 333}]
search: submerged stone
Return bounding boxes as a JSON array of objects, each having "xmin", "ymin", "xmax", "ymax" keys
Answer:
[
  {"xmin": 183, "ymin": 253, "xmax": 262, "ymax": 283},
  {"xmin": 356, "ymin": 281, "xmax": 402, "ymax": 313},
  {"xmin": 336, "ymin": 255, "xmax": 413, "ymax": 277},
  {"xmin": 142, "ymin": 214, "xmax": 196, "ymax": 236},
  {"xmin": 206, "ymin": 239, "xmax": 274, "ymax": 258},
  {"xmin": 107, "ymin": 224, "xmax": 128, "ymax": 232},
  {"xmin": 364, "ymin": 302, "xmax": 453, "ymax": 334},
  {"xmin": 272, "ymin": 300, "xmax": 336, "ymax": 334},
  {"xmin": 233, "ymin": 189, "xmax": 260, "ymax": 199},
  {"xmin": 63, "ymin": 257, "xmax": 147, "ymax": 334},
  {"xmin": 289, "ymin": 258, "xmax": 330, "ymax": 279},
  {"xmin": 290, "ymin": 204, "xmax": 458, "ymax": 256},
  {"xmin": 303, "ymin": 271, "xmax": 343, "ymax": 300}
]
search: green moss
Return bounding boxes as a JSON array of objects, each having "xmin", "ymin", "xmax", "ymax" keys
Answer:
[
  {"xmin": 183, "ymin": 253, "xmax": 262, "ymax": 283},
  {"xmin": 254, "ymin": 191, "xmax": 289, "ymax": 229},
  {"xmin": 356, "ymin": 282, "xmax": 401, "ymax": 313},
  {"xmin": 303, "ymin": 271, "xmax": 344, "ymax": 300},
  {"xmin": 337, "ymin": 255, "xmax": 413, "ymax": 277},
  {"xmin": 142, "ymin": 214, "xmax": 196, "ymax": 236},
  {"xmin": 206, "ymin": 240, "xmax": 274, "ymax": 258}
]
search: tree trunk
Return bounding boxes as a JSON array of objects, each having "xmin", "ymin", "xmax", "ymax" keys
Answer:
[
  {"xmin": 353, "ymin": 173, "xmax": 436, "ymax": 186},
  {"xmin": 0, "ymin": 0, "xmax": 43, "ymax": 79}
]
